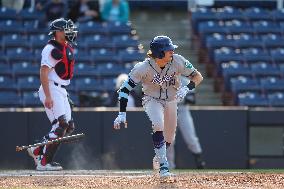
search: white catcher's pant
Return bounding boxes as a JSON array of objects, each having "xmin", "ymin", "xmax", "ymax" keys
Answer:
[
  {"xmin": 38, "ymin": 82, "xmax": 72, "ymax": 138},
  {"xmin": 167, "ymin": 105, "xmax": 202, "ymax": 168}
]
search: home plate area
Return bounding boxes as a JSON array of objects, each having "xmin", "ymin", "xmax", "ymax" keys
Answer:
[{"xmin": 0, "ymin": 170, "xmax": 283, "ymax": 189}]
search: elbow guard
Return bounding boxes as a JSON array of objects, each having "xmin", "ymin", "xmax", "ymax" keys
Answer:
[{"xmin": 118, "ymin": 77, "xmax": 137, "ymax": 100}]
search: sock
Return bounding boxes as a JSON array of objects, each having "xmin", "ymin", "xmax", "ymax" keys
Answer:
[{"xmin": 152, "ymin": 131, "xmax": 167, "ymax": 164}]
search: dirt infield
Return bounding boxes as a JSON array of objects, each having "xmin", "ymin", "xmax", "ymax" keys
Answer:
[{"xmin": 0, "ymin": 170, "xmax": 284, "ymax": 189}]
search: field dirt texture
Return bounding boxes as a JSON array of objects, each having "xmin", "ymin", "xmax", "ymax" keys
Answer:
[{"xmin": 0, "ymin": 170, "xmax": 283, "ymax": 189}]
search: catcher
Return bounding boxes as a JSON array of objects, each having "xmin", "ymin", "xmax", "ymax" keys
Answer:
[{"xmin": 27, "ymin": 18, "xmax": 78, "ymax": 171}]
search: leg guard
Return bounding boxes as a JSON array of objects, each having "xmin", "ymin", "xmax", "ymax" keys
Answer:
[
  {"xmin": 40, "ymin": 143, "xmax": 60, "ymax": 165},
  {"xmin": 40, "ymin": 115, "xmax": 68, "ymax": 165},
  {"xmin": 54, "ymin": 115, "xmax": 69, "ymax": 137},
  {"xmin": 65, "ymin": 118, "xmax": 75, "ymax": 136}
]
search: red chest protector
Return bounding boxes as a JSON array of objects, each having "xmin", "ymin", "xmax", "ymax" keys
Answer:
[{"xmin": 48, "ymin": 40, "xmax": 75, "ymax": 80}]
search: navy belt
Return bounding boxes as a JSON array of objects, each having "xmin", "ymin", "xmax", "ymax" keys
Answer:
[{"xmin": 54, "ymin": 82, "xmax": 66, "ymax": 89}]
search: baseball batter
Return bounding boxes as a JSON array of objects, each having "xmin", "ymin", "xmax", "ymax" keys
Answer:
[
  {"xmin": 113, "ymin": 36, "xmax": 203, "ymax": 177},
  {"xmin": 27, "ymin": 18, "xmax": 78, "ymax": 171}
]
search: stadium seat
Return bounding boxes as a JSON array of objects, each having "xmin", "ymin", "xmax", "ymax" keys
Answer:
[
  {"xmin": 243, "ymin": 49, "xmax": 271, "ymax": 62},
  {"xmin": 2, "ymin": 34, "xmax": 29, "ymax": 49},
  {"xmin": 267, "ymin": 92, "xmax": 284, "ymax": 106},
  {"xmin": 118, "ymin": 49, "xmax": 145, "ymax": 62},
  {"xmin": 0, "ymin": 91, "xmax": 21, "ymax": 107},
  {"xmin": 18, "ymin": 8, "xmax": 43, "ymax": 21},
  {"xmin": 191, "ymin": 7, "xmax": 218, "ymax": 33},
  {"xmin": 260, "ymin": 78, "xmax": 284, "ymax": 92},
  {"xmin": 0, "ymin": 63, "xmax": 12, "ymax": 77},
  {"xmin": 238, "ymin": 92, "xmax": 269, "ymax": 107},
  {"xmin": 279, "ymin": 64, "xmax": 284, "ymax": 72},
  {"xmin": 7, "ymin": 48, "xmax": 34, "ymax": 62},
  {"xmin": 270, "ymin": 48, "xmax": 284, "ymax": 63},
  {"xmin": 0, "ymin": 20, "xmax": 24, "ymax": 34},
  {"xmin": 271, "ymin": 9, "xmax": 284, "ymax": 21},
  {"xmin": 206, "ymin": 34, "xmax": 235, "ymax": 52},
  {"xmin": 0, "ymin": 76, "xmax": 17, "ymax": 91},
  {"xmin": 78, "ymin": 90, "xmax": 106, "ymax": 107},
  {"xmin": 234, "ymin": 37, "xmax": 264, "ymax": 49},
  {"xmin": 79, "ymin": 21, "xmax": 108, "ymax": 35},
  {"xmin": 222, "ymin": 63, "xmax": 253, "ymax": 90},
  {"xmin": 30, "ymin": 34, "xmax": 49, "ymax": 49},
  {"xmin": 91, "ymin": 49, "xmax": 118, "ymax": 63},
  {"xmin": 25, "ymin": 26, "xmax": 48, "ymax": 35},
  {"xmin": 75, "ymin": 77, "xmax": 103, "ymax": 91},
  {"xmin": 0, "ymin": 7, "xmax": 17, "ymax": 20},
  {"xmin": 85, "ymin": 35, "xmax": 113, "ymax": 49},
  {"xmin": 74, "ymin": 63, "xmax": 98, "ymax": 77},
  {"xmin": 243, "ymin": 7, "xmax": 272, "ymax": 21},
  {"xmin": 198, "ymin": 21, "xmax": 228, "ymax": 37},
  {"xmin": 73, "ymin": 50, "xmax": 92, "ymax": 63},
  {"xmin": 226, "ymin": 21, "xmax": 255, "ymax": 35},
  {"xmin": 252, "ymin": 21, "xmax": 282, "ymax": 35},
  {"xmin": 12, "ymin": 62, "xmax": 39, "ymax": 76},
  {"xmin": 251, "ymin": 63, "xmax": 282, "ymax": 78},
  {"xmin": 102, "ymin": 77, "xmax": 117, "ymax": 91},
  {"xmin": 230, "ymin": 77, "xmax": 261, "ymax": 94},
  {"xmin": 96, "ymin": 63, "xmax": 123, "ymax": 76},
  {"xmin": 214, "ymin": 48, "xmax": 244, "ymax": 65},
  {"xmin": 17, "ymin": 76, "xmax": 40, "ymax": 91},
  {"xmin": 217, "ymin": 7, "xmax": 245, "ymax": 21},
  {"xmin": 113, "ymin": 35, "xmax": 139, "ymax": 49},
  {"xmin": 75, "ymin": 40, "xmax": 88, "ymax": 51},
  {"xmin": 215, "ymin": 59, "xmax": 241, "ymax": 76},
  {"xmin": 106, "ymin": 21, "xmax": 132, "ymax": 35},
  {"xmin": 262, "ymin": 34, "xmax": 284, "ymax": 49},
  {"xmin": 22, "ymin": 91, "xmax": 41, "ymax": 107}
]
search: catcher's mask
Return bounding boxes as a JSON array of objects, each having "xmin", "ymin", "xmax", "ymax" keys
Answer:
[{"xmin": 49, "ymin": 18, "xmax": 78, "ymax": 45}]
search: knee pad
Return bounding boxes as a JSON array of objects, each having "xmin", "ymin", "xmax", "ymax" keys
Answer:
[
  {"xmin": 65, "ymin": 119, "xmax": 75, "ymax": 136},
  {"xmin": 152, "ymin": 131, "xmax": 165, "ymax": 149},
  {"xmin": 54, "ymin": 115, "xmax": 69, "ymax": 137}
]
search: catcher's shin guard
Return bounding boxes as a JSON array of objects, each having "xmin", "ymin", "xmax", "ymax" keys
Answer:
[
  {"xmin": 53, "ymin": 115, "xmax": 69, "ymax": 137},
  {"xmin": 40, "ymin": 115, "xmax": 69, "ymax": 166},
  {"xmin": 40, "ymin": 143, "xmax": 60, "ymax": 166},
  {"xmin": 65, "ymin": 118, "xmax": 75, "ymax": 136}
]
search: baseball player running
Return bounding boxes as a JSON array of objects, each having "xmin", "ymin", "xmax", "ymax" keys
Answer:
[
  {"xmin": 113, "ymin": 36, "xmax": 203, "ymax": 177},
  {"xmin": 27, "ymin": 18, "xmax": 78, "ymax": 171}
]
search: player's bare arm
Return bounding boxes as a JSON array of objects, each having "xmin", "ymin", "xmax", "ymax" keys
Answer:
[{"xmin": 40, "ymin": 65, "xmax": 53, "ymax": 109}]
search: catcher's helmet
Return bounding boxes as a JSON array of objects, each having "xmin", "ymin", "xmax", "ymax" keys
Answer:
[
  {"xmin": 149, "ymin": 36, "xmax": 178, "ymax": 59},
  {"xmin": 48, "ymin": 18, "xmax": 78, "ymax": 45}
]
